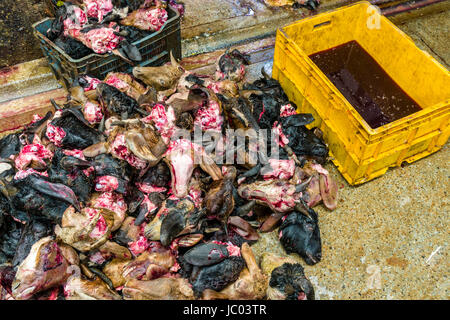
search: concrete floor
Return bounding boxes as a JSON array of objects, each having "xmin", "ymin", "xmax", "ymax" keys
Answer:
[
  {"xmin": 0, "ymin": 1, "xmax": 448, "ymax": 300},
  {"xmin": 397, "ymin": 9, "xmax": 450, "ymax": 68}
]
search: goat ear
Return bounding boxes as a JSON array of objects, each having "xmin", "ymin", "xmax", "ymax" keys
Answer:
[
  {"xmin": 319, "ymin": 173, "xmax": 338, "ymax": 211},
  {"xmin": 124, "ymin": 131, "xmax": 159, "ymax": 163},
  {"xmin": 27, "ymin": 175, "xmax": 80, "ymax": 211},
  {"xmin": 112, "ymin": 49, "xmax": 134, "ymax": 65},
  {"xmin": 228, "ymin": 216, "xmax": 259, "ymax": 241},
  {"xmin": 160, "ymin": 211, "xmax": 185, "ymax": 247},
  {"xmin": 137, "ymin": 87, "xmax": 157, "ymax": 106},
  {"xmin": 83, "ymin": 142, "xmax": 108, "ymax": 158},
  {"xmin": 120, "ymin": 40, "xmax": 142, "ymax": 62},
  {"xmin": 240, "ymin": 242, "xmax": 259, "ymax": 274},
  {"xmin": 134, "ymin": 202, "xmax": 149, "ymax": 226},
  {"xmin": 259, "ymin": 212, "xmax": 284, "ymax": 232},
  {"xmin": 183, "ymin": 243, "xmax": 229, "ymax": 266}
]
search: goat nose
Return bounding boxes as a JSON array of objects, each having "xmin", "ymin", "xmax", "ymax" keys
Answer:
[{"xmin": 133, "ymin": 68, "xmax": 141, "ymax": 76}]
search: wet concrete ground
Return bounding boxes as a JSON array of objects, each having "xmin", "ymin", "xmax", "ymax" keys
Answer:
[
  {"xmin": 397, "ymin": 9, "xmax": 450, "ymax": 68},
  {"xmin": 0, "ymin": 1, "xmax": 448, "ymax": 300}
]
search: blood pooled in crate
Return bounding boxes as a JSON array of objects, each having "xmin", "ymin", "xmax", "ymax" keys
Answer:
[{"xmin": 309, "ymin": 40, "xmax": 421, "ymax": 129}]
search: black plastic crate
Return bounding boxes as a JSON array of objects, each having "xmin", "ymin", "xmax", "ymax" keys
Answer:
[{"xmin": 33, "ymin": 5, "xmax": 181, "ymax": 89}]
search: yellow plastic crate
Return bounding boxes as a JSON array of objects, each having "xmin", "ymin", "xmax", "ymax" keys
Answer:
[{"xmin": 272, "ymin": 1, "xmax": 450, "ymax": 185}]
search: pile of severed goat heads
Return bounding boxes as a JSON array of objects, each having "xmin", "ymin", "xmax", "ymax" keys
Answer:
[
  {"xmin": 46, "ymin": 0, "xmax": 184, "ymax": 61},
  {"xmin": 0, "ymin": 48, "xmax": 338, "ymax": 300}
]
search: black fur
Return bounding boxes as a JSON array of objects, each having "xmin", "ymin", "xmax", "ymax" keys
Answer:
[
  {"xmin": 279, "ymin": 209, "xmax": 322, "ymax": 265},
  {"xmin": 269, "ymin": 262, "xmax": 315, "ymax": 300}
]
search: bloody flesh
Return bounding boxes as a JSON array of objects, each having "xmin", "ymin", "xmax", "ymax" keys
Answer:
[{"xmin": 309, "ymin": 40, "xmax": 421, "ymax": 129}]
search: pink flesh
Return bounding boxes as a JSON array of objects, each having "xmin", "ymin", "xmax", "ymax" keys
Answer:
[
  {"xmin": 32, "ymin": 134, "xmax": 42, "ymax": 145},
  {"xmin": 187, "ymin": 184, "xmax": 203, "ymax": 208},
  {"xmin": 14, "ymin": 143, "xmax": 53, "ymax": 170},
  {"xmin": 83, "ymin": 101, "xmax": 103, "ymax": 124},
  {"xmin": 237, "ymin": 176, "xmax": 246, "ymax": 185},
  {"xmin": 311, "ymin": 163, "xmax": 329, "ymax": 175},
  {"xmin": 84, "ymin": 0, "xmax": 113, "ymax": 22},
  {"xmin": 63, "ymin": 149, "xmax": 85, "ymax": 159},
  {"xmin": 240, "ymin": 181, "xmax": 299, "ymax": 212},
  {"xmin": 95, "ymin": 175, "xmax": 119, "ymax": 192},
  {"xmin": 85, "ymin": 208, "xmax": 108, "ymax": 239},
  {"xmin": 305, "ymin": 175, "xmax": 321, "ymax": 207},
  {"xmin": 63, "ymin": 6, "xmax": 88, "ymax": 36},
  {"xmin": 167, "ymin": 240, "xmax": 181, "ymax": 272},
  {"xmin": 272, "ymin": 121, "xmax": 289, "ymax": 147},
  {"xmin": 14, "ymin": 168, "xmax": 48, "ymax": 180},
  {"xmin": 89, "ymin": 250, "xmax": 107, "ymax": 265},
  {"xmin": 128, "ymin": 236, "xmax": 149, "ymax": 256},
  {"xmin": 67, "ymin": 23, "xmax": 123, "ymax": 54},
  {"xmin": 259, "ymin": 103, "xmax": 266, "ymax": 121},
  {"xmin": 141, "ymin": 194, "xmax": 159, "ymax": 216},
  {"xmin": 204, "ymin": 79, "xmax": 238, "ymax": 96},
  {"xmin": 31, "ymin": 114, "xmax": 43, "ymax": 123},
  {"xmin": 164, "ymin": 139, "xmax": 196, "ymax": 198},
  {"xmin": 298, "ymin": 292, "xmax": 307, "ymax": 300},
  {"xmin": 110, "ymin": 133, "xmax": 147, "ymax": 169},
  {"xmin": 136, "ymin": 183, "xmax": 167, "ymax": 194},
  {"xmin": 280, "ymin": 104, "xmax": 297, "ymax": 117},
  {"xmin": 93, "ymin": 192, "xmax": 128, "ymax": 216},
  {"xmin": 206, "ymin": 81, "xmax": 221, "ymax": 94},
  {"xmin": 175, "ymin": 71, "xmax": 195, "ymax": 91},
  {"xmin": 82, "ymin": 76, "xmax": 102, "ymax": 91},
  {"xmin": 46, "ymin": 122, "xmax": 66, "ymax": 147},
  {"xmin": 169, "ymin": 260, "xmax": 180, "ymax": 273},
  {"xmin": 262, "ymin": 159, "xmax": 295, "ymax": 180},
  {"xmin": 47, "ymin": 287, "xmax": 59, "ymax": 300},
  {"xmin": 169, "ymin": 1, "xmax": 184, "ymax": 16},
  {"xmin": 221, "ymin": 166, "xmax": 230, "ymax": 176},
  {"xmin": 214, "ymin": 71, "xmax": 225, "ymax": 81},
  {"xmin": 193, "ymin": 100, "xmax": 223, "ymax": 131},
  {"xmin": 126, "ymin": 7, "xmax": 168, "ymax": 31},
  {"xmin": 104, "ymin": 74, "xmax": 129, "ymax": 91},
  {"xmin": 142, "ymin": 104, "xmax": 177, "ymax": 144},
  {"xmin": 319, "ymin": 173, "xmax": 338, "ymax": 210},
  {"xmin": 238, "ymin": 64, "xmax": 246, "ymax": 80}
]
